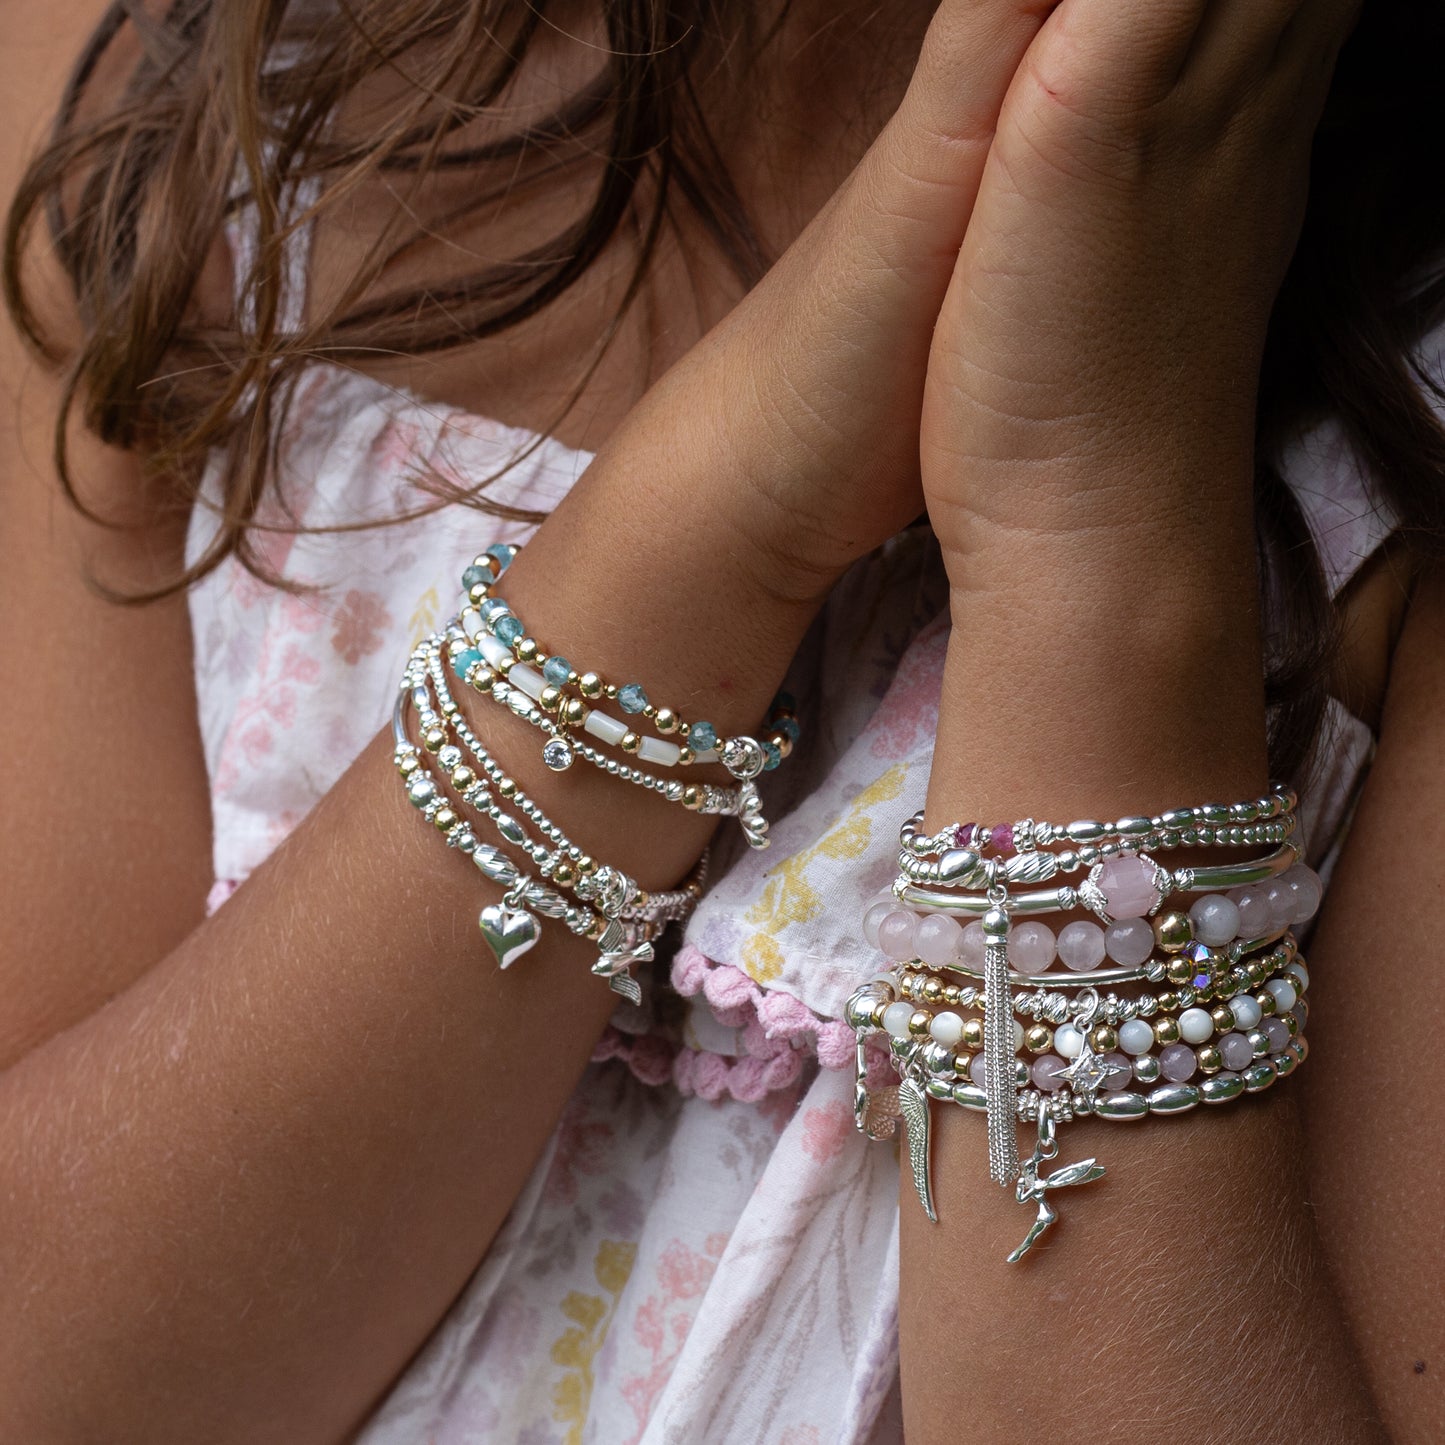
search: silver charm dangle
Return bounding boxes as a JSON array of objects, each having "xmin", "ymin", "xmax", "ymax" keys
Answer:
[
  {"xmin": 1006, "ymin": 1109, "xmax": 1106, "ymax": 1263},
  {"xmin": 982, "ymin": 893, "xmax": 1019, "ymax": 1187},
  {"xmin": 478, "ymin": 895, "xmax": 542, "ymax": 968},
  {"xmin": 898, "ymin": 1074, "xmax": 938, "ymax": 1223}
]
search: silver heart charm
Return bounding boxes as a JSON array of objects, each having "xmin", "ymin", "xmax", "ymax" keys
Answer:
[{"xmin": 478, "ymin": 901, "xmax": 541, "ymax": 969}]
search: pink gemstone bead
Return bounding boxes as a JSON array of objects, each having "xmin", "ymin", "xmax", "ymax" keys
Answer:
[
  {"xmin": 1104, "ymin": 917, "xmax": 1154, "ymax": 967},
  {"xmin": 1032, "ymin": 1055, "xmax": 1066, "ymax": 1092},
  {"xmin": 1218, "ymin": 1032, "xmax": 1254, "ymax": 1071},
  {"xmin": 990, "ymin": 823, "xmax": 1015, "ymax": 855},
  {"xmin": 1159, "ymin": 1043, "xmax": 1197, "ymax": 1082},
  {"xmin": 953, "ymin": 822, "xmax": 977, "ymax": 848},
  {"xmin": 969, "ymin": 1054, "xmax": 989, "ymax": 1088},
  {"xmin": 1284, "ymin": 865, "xmax": 1323, "ymax": 926},
  {"xmin": 1261, "ymin": 1018, "xmax": 1290, "ymax": 1052},
  {"xmin": 1096, "ymin": 853, "xmax": 1159, "ymax": 919},
  {"xmin": 915, "ymin": 913, "xmax": 964, "ymax": 967},
  {"xmin": 1229, "ymin": 886, "xmax": 1272, "ymax": 940},
  {"xmin": 1101, "ymin": 1052, "xmax": 1133, "ymax": 1090},
  {"xmin": 1263, "ymin": 880, "xmax": 1296, "ymax": 931},
  {"xmin": 861, "ymin": 899, "xmax": 896, "ymax": 949},
  {"xmin": 877, "ymin": 909, "xmax": 919, "ymax": 961},
  {"xmin": 959, "ymin": 921, "xmax": 988, "ymax": 969},
  {"xmin": 1057, "ymin": 920, "xmax": 1106, "ymax": 972},
  {"xmin": 1008, "ymin": 921, "xmax": 1056, "ymax": 970}
]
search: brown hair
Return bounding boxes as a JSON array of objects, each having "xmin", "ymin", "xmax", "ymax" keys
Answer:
[{"xmin": 6, "ymin": 0, "xmax": 1445, "ymax": 787}]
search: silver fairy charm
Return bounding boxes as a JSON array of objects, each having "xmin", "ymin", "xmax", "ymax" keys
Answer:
[{"xmin": 1006, "ymin": 1109, "xmax": 1105, "ymax": 1263}]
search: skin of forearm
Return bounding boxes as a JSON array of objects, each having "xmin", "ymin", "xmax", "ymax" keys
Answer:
[
  {"xmin": 0, "ymin": 452, "xmax": 820, "ymax": 1445},
  {"xmin": 898, "ymin": 480, "xmax": 1385, "ymax": 1441}
]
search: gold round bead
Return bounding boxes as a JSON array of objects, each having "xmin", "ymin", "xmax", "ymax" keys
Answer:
[
  {"xmin": 1156, "ymin": 990, "xmax": 1178, "ymax": 1012},
  {"xmin": 678, "ymin": 746, "xmax": 696, "ymax": 766},
  {"xmin": 943, "ymin": 985, "xmax": 962, "ymax": 1005},
  {"xmin": 433, "ymin": 807, "xmax": 457, "ymax": 832},
  {"xmin": 1211, "ymin": 1005, "xmax": 1236, "ymax": 1033},
  {"xmin": 423, "ymin": 726, "xmax": 447, "ymax": 752},
  {"xmin": 584, "ymin": 917, "xmax": 606, "ymax": 942},
  {"xmin": 1165, "ymin": 957, "xmax": 1193, "ymax": 986},
  {"xmin": 563, "ymin": 698, "xmax": 586, "ymax": 726},
  {"xmin": 1255, "ymin": 990, "xmax": 1277, "ymax": 1016},
  {"xmin": 921, "ymin": 978, "xmax": 944, "ymax": 1004},
  {"xmin": 1024, "ymin": 1024, "xmax": 1053, "ymax": 1054},
  {"xmin": 621, "ymin": 731, "xmax": 641, "ymax": 753},
  {"xmin": 398, "ymin": 755, "xmax": 420, "ymax": 776},
  {"xmin": 467, "ymin": 583, "xmax": 487, "ymax": 606},
  {"xmin": 1153, "ymin": 911, "xmax": 1194, "ymax": 953},
  {"xmin": 682, "ymin": 785, "xmax": 703, "ymax": 810},
  {"xmin": 962, "ymin": 1018, "xmax": 985, "ymax": 1051},
  {"xmin": 451, "ymin": 765, "xmax": 475, "ymax": 790},
  {"xmin": 577, "ymin": 855, "xmax": 597, "ymax": 875},
  {"xmin": 516, "ymin": 638, "xmax": 539, "ymax": 662},
  {"xmin": 908, "ymin": 1010, "xmax": 931, "ymax": 1036},
  {"xmin": 539, "ymin": 685, "xmax": 563, "ymax": 712},
  {"xmin": 1246, "ymin": 960, "xmax": 1267, "ymax": 986},
  {"xmin": 604, "ymin": 684, "xmax": 619, "ymax": 700},
  {"xmin": 772, "ymin": 734, "xmax": 794, "ymax": 760},
  {"xmin": 951, "ymin": 1052, "xmax": 971, "ymax": 1077},
  {"xmin": 1153, "ymin": 1018, "xmax": 1180, "ymax": 1046},
  {"xmin": 1285, "ymin": 1011, "xmax": 1300, "ymax": 1037},
  {"xmin": 1091, "ymin": 1025, "xmax": 1118, "ymax": 1053},
  {"xmin": 578, "ymin": 672, "xmax": 603, "ymax": 699},
  {"xmin": 498, "ymin": 779, "xmax": 517, "ymax": 799},
  {"xmin": 553, "ymin": 862, "xmax": 576, "ymax": 887},
  {"xmin": 655, "ymin": 707, "xmax": 679, "ymax": 734},
  {"xmin": 1197, "ymin": 1044, "xmax": 1223, "ymax": 1074}
]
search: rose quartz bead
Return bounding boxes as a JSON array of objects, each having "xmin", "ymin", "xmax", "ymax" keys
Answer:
[
  {"xmin": 915, "ymin": 913, "xmax": 964, "ymax": 967},
  {"xmin": 969, "ymin": 1054, "xmax": 989, "ymax": 1088},
  {"xmin": 1159, "ymin": 1043, "xmax": 1197, "ymax": 1082},
  {"xmin": 1008, "ymin": 921, "xmax": 1056, "ymax": 970},
  {"xmin": 862, "ymin": 899, "xmax": 896, "ymax": 949},
  {"xmin": 1284, "ymin": 865, "xmax": 1323, "ymax": 926},
  {"xmin": 877, "ymin": 909, "xmax": 919, "ymax": 961},
  {"xmin": 1101, "ymin": 1052, "xmax": 1133, "ymax": 1089},
  {"xmin": 1218, "ymin": 1032, "xmax": 1254, "ymax": 1070},
  {"xmin": 959, "ymin": 921, "xmax": 988, "ymax": 969},
  {"xmin": 1096, "ymin": 853, "xmax": 1159, "ymax": 919},
  {"xmin": 1188, "ymin": 894, "xmax": 1240, "ymax": 948},
  {"xmin": 1057, "ymin": 920, "xmax": 1106, "ymax": 972},
  {"xmin": 1032, "ymin": 1055, "xmax": 1067, "ymax": 1092},
  {"xmin": 1263, "ymin": 880, "xmax": 1297, "ymax": 931},
  {"xmin": 1228, "ymin": 886, "xmax": 1272, "ymax": 940},
  {"xmin": 1261, "ymin": 1018, "xmax": 1290, "ymax": 1052},
  {"xmin": 1104, "ymin": 917, "xmax": 1154, "ymax": 967}
]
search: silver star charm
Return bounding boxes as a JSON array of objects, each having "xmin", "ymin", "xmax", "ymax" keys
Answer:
[{"xmin": 1057, "ymin": 1040, "xmax": 1111, "ymax": 1098}]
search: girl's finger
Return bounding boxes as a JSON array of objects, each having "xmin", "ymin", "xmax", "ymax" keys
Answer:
[
  {"xmin": 1181, "ymin": 0, "xmax": 1309, "ymax": 85},
  {"xmin": 1027, "ymin": 0, "xmax": 1211, "ymax": 104}
]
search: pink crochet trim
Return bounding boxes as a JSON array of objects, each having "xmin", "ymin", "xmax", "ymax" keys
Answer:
[
  {"xmin": 206, "ymin": 878, "xmax": 240, "ymax": 916},
  {"xmin": 586, "ymin": 943, "xmax": 894, "ymax": 1101}
]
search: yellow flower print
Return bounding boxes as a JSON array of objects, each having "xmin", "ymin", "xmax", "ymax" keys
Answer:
[
  {"xmin": 550, "ymin": 1239, "xmax": 637, "ymax": 1443},
  {"xmin": 407, "ymin": 585, "xmax": 440, "ymax": 650},
  {"xmin": 737, "ymin": 763, "xmax": 907, "ymax": 983}
]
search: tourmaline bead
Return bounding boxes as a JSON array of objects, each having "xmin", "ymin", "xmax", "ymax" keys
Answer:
[
  {"xmin": 882, "ymin": 1002, "xmax": 915, "ymax": 1040},
  {"xmin": 1118, "ymin": 1019, "xmax": 1155, "ymax": 1055},
  {"xmin": 461, "ymin": 563, "xmax": 489, "ymax": 592},
  {"xmin": 1032, "ymin": 1055, "xmax": 1067, "ymax": 1092},
  {"xmin": 1229, "ymin": 886, "xmax": 1272, "ymax": 939},
  {"xmin": 493, "ymin": 614, "xmax": 523, "ymax": 646},
  {"xmin": 1096, "ymin": 853, "xmax": 1159, "ymax": 919},
  {"xmin": 1057, "ymin": 920, "xmax": 1106, "ymax": 972},
  {"xmin": 1188, "ymin": 894, "xmax": 1241, "ymax": 948},
  {"xmin": 1284, "ymin": 865, "xmax": 1323, "ymax": 925},
  {"xmin": 1159, "ymin": 1043, "xmax": 1197, "ymax": 1082},
  {"xmin": 1104, "ymin": 917, "xmax": 1154, "ymax": 966},
  {"xmin": 618, "ymin": 683, "xmax": 649, "ymax": 714},
  {"xmin": 1229, "ymin": 994, "xmax": 1263, "ymax": 1030},
  {"xmin": 1008, "ymin": 921, "xmax": 1056, "ymax": 970},
  {"xmin": 1261, "ymin": 1017, "xmax": 1291, "ymax": 1052},
  {"xmin": 1178, "ymin": 1007, "xmax": 1214, "ymax": 1044},
  {"xmin": 929, "ymin": 1010, "xmax": 965, "ymax": 1047},
  {"xmin": 989, "ymin": 823, "xmax": 1015, "ymax": 855},
  {"xmin": 761, "ymin": 741, "xmax": 783, "ymax": 771},
  {"xmin": 1101, "ymin": 1052, "xmax": 1133, "ymax": 1089},
  {"xmin": 451, "ymin": 647, "xmax": 482, "ymax": 679},
  {"xmin": 959, "ymin": 921, "xmax": 988, "ymax": 969},
  {"xmin": 915, "ymin": 913, "xmax": 964, "ymax": 967},
  {"xmin": 1218, "ymin": 1032, "xmax": 1254, "ymax": 1071},
  {"xmin": 543, "ymin": 655, "xmax": 573, "ymax": 687},
  {"xmin": 878, "ymin": 910, "xmax": 919, "ymax": 961},
  {"xmin": 1265, "ymin": 977, "xmax": 1298, "ymax": 1013},
  {"xmin": 952, "ymin": 823, "xmax": 977, "ymax": 848},
  {"xmin": 862, "ymin": 899, "xmax": 896, "ymax": 949}
]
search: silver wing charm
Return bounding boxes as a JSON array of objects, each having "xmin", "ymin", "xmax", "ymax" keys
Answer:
[{"xmin": 898, "ymin": 1077, "xmax": 938, "ymax": 1223}]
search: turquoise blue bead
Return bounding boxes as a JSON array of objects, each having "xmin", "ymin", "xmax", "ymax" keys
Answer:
[
  {"xmin": 618, "ymin": 683, "xmax": 649, "ymax": 714},
  {"xmin": 776, "ymin": 716, "xmax": 801, "ymax": 742},
  {"xmin": 688, "ymin": 720, "xmax": 718, "ymax": 752},
  {"xmin": 543, "ymin": 656, "xmax": 573, "ymax": 687},
  {"xmin": 461, "ymin": 564, "xmax": 489, "ymax": 592},
  {"xmin": 485, "ymin": 542, "xmax": 518, "ymax": 573},
  {"xmin": 480, "ymin": 597, "xmax": 509, "ymax": 623},
  {"xmin": 451, "ymin": 647, "xmax": 483, "ymax": 680},
  {"xmin": 493, "ymin": 614, "xmax": 523, "ymax": 646},
  {"xmin": 761, "ymin": 741, "xmax": 782, "ymax": 771}
]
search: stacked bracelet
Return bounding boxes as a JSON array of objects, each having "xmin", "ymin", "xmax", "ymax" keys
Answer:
[{"xmin": 845, "ymin": 788, "xmax": 1323, "ymax": 1261}]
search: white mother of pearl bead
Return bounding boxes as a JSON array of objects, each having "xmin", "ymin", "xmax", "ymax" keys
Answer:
[{"xmin": 1118, "ymin": 1018, "xmax": 1156, "ymax": 1055}]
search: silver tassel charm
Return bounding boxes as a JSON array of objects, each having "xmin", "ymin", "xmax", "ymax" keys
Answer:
[{"xmin": 982, "ymin": 899, "xmax": 1020, "ymax": 1187}]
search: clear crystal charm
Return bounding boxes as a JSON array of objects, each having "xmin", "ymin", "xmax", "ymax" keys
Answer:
[{"xmin": 542, "ymin": 737, "xmax": 575, "ymax": 771}]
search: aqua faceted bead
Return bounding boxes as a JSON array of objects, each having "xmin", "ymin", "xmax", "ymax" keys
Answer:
[
  {"xmin": 461, "ymin": 564, "xmax": 489, "ymax": 592},
  {"xmin": 480, "ymin": 597, "xmax": 509, "ymax": 623},
  {"xmin": 761, "ymin": 741, "xmax": 782, "ymax": 771},
  {"xmin": 493, "ymin": 614, "xmax": 523, "ymax": 646},
  {"xmin": 776, "ymin": 716, "xmax": 801, "ymax": 742},
  {"xmin": 485, "ymin": 542, "xmax": 518, "ymax": 573},
  {"xmin": 689, "ymin": 720, "xmax": 718, "ymax": 751},
  {"xmin": 451, "ymin": 647, "xmax": 483, "ymax": 679},
  {"xmin": 543, "ymin": 656, "xmax": 572, "ymax": 687},
  {"xmin": 618, "ymin": 683, "xmax": 649, "ymax": 714}
]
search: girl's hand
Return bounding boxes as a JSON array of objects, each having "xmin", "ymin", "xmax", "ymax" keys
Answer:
[{"xmin": 919, "ymin": 0, "xmax": 1360, "ymax": 583}]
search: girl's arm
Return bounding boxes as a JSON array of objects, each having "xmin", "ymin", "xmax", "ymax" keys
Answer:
[
  {"xmin": 0, "ymin": 4, "xmax": 1054, "ymax": 1439},
  {"xmin": 900, "ymin": 0, "xmax": 1397, "ymax": 1437}
]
